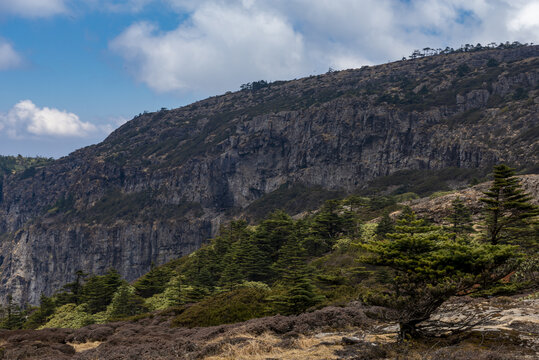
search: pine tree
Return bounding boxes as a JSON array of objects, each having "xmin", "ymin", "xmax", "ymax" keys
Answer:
[
  {"xmin": 448, "ymin": 197, "xmax": 473, "ymax": 234},
  {"xmin": 273, "ymin": 238, "xmax": 322, "ymax": 315},
  {"xmin": 303, "ymin": 200, "xmax": 357, "ymax": 256},
  {"xmin": 375, "ymin": 212, "xmax": 395, "ymax": 238},
  {"xmin": 23, "ymin": 294, "xmax": 56, "ymax": 329},
  {"xmin": 480, "ymin": 164, "xmax": 539, "ymax": 245},
  {"xmin": 362, "ymin": 210, "xmax": 518, "ymax": 340},
  {"xmin": 165, "ymin": 276, "xmax": 185, "ymax": 306},
  {"xmin": 218, "ymin": 223, "xmax": 255, "ymax": 286},
  {"xmin": 56, "ymin": 270, "xmax": 87, "ymax": 305},
  {"xmin": 81, "ymin": 269, "xmax": 123, "ymax": 313},
  {"xmin": 0, "ymin": 295, "xmax": 24, "ymax": 330},
  {"xmin": 107, "ymin": 284, "xmax": 147, "ymax": 319},
  {"xmin": 134, "ymin": 263, "xmax": 172, "ymax": 298}
]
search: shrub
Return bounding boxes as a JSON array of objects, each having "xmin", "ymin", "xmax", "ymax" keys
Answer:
[
  {"xmin": 171, "ymin": 287, "xmax": 271, "ymax": 328},
  {"xmin": 40, "ymin": 304, "xmax": 95, "ymax": 329}
]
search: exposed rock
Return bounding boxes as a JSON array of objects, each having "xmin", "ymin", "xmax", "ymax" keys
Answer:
[{"xmin": 342, "ymin": 336, "xmax": 363, "ymax": 345}]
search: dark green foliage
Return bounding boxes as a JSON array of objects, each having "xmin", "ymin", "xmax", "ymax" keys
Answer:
[
  {"xmin": 364, "ymin": 168, "xmax": 485, "ymax": 198},
  {"xmin": 487, "ymin": 58, "xmax": 499, "ymax": 67},
  {"xmin": 448, "ymin": 197, "xmax": 474, "ymax": 234},
  {"xmin": 55, "ymin": 270, "xmax": 87, "ymax": 305},
  {"xmin": 240, "ymin": 80, "xmax": 270, "ymax": 91},
  {"xmin": 47, "ymin": 193, "xmax": 75, "ymax": 214},
  {"xmin": 480, "ymin": 164, "xmax": 539, "ymax": 245},
  {"xmin": 134, "ymin": 264, "xmax": 173, "ymax": 298},
  {"xmin": 108, "ymin": 285, "xmax": 148, "ymax": 319},
  {"xmin": 272, "ymin": 238, "xmax": 323, "ymax": 315},
  {"xmin": 376, "ymin": 212, "xmax": 395, "ymax": 238},
  {"xmin": 302, "ymin": 200, "xmax": 359, "ymax": 256},
  {"xmin": 23, "ymin": 294, "xmax": 56, "ymax": 329},
  {"xmin": 243, "ymin": 183, "xmax": 343, "ymax": 221},
  {"xmin": 0, "ymin": 295, "xmax": 24, "ymax": 330},
  {"xmin": 172, "ymin": 287, "xmax": 271, "ymax": 328},
  {"xmin": 80, "ymin": 189, "xmax": 203, "ymax": 224},
  {"xmin": 457, "ymin": 64, "xmax": 471, "ymax": 77},
  {"xmin": 81, "ymin": 269, "xmax": 124, "ymax": 313},
  {"xmin": 362, "ymin": 209, "xmax": 518, "ymax": 340}
]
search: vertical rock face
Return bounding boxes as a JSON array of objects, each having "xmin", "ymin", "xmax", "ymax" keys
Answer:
[{"xmin": 1, "ymin": 46, "xmax": 539, "ymax": 305}]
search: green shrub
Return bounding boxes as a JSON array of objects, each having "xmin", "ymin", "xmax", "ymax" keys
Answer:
[
  {"xmin": 40, "ymin": 303, "xmax": 95, "ymax": 329},
  {"xmin": 171, "ymin": 287, "xmax": 271, "ymax": 328}
]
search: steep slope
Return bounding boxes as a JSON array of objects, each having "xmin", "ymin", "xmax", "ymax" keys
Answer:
[{"xmin": 1, "ymin": 45, "xmax": 538, "ymax": 305}]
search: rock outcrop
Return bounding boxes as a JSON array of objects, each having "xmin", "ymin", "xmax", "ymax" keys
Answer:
[{"xmin": 1, "ymin": 46, "xmax": 538, "ymax": 304}]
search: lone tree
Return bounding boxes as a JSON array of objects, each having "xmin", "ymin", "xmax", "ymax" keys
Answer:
[
  {"xmin": 480, "ymin": 164, "xmax": 538, "ymax": 245},
  {"xmin": 362, "ymin": 210, "xmax": 518, "ymax": 340}
]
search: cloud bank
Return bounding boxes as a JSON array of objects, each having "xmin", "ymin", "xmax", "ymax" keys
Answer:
[
  {"xmin": 0, "ymin": 100, "xmax": 98, "ymax": 138},
  {"xmin": 110, "ymin": 0, "xmax": 539, "ymax": 95}
]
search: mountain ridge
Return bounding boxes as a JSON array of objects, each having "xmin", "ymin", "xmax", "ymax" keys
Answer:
[{"xmin": 1, "ymin": 45, "xmax": 538, "ymax": 305}]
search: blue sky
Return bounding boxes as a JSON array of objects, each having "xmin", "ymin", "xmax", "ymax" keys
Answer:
[{"xmin": 0, "ymin": 0, "xmax": 538, "ymax": 158}]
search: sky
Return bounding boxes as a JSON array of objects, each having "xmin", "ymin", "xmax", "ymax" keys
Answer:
[{"xmin": 0, "ymin": 0, "xmax": 538, "ymax": 158}]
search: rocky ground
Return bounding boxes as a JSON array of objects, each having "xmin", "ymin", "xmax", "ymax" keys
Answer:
[{"xmin": 1, "ymin": 293, "xmax": 537, "ymax": 359}]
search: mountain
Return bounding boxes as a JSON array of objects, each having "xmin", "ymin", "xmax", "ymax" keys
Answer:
[{"xmin": 1, "ymin": 45, "xmax": 538, "ymax": 305}]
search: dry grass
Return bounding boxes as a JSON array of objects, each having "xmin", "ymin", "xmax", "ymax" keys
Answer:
[
  {"xmin": 68, "ymin": 341, "xmax": 102, "ymax": 352},
  {"xmin": 205, "ymin": 332, "xmax": 344, "ymax": 360}
]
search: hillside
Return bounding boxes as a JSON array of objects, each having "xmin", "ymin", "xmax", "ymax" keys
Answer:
[
  {"xmin": 0, "ymin": 45, "xmax": 538, "ymax": 305},
  {"xmin": 0, "ymin": 172, "xmax": 537, "ymax": 359}
]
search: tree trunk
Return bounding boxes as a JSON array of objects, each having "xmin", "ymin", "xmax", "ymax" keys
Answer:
[{"xmin": 398, "ymin": 319, "xmax": 423, "ymax": 342}]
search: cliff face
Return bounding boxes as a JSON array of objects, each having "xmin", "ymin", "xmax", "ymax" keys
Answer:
[{"xmin": 1, "ymin": 46, "xmax": 538, "ymax": 304}]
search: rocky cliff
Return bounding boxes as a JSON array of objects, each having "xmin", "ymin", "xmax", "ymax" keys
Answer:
[{"xmin": 1, "ymin": 46, "xmax": 538, "ymax": 305}]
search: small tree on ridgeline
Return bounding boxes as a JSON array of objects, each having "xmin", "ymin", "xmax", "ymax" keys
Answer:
[
  {"xmin": 362, "ymin": 209, "xmax": 518, "ymax": 341},
  {"xmin": 480, "ymin": 164, "xmax": 539, "ymax": 245}
]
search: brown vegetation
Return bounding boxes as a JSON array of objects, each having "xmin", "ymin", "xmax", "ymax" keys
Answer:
[{"xmin": 0, "ymin": 295, "xmax": 536, "ymax": 359}]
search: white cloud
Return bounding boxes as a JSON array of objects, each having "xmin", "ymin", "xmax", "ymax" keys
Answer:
[
  {"xmin": 0, "ymin": 100, "xmax": 97, "ymax": 138},
  {"xmin": 0, "ymin": 39, "xmax": 22, "ymax": 70},
  {"xmin": 110, "ymin": 2, "xmax": 306, "ymax": 93},
  {"xmin": 110, "ymin": 0, "xmax": 539, "ymax": 95},
  {"xmin": 508, "ymin": 1, "xmax": 539, "ymax": 32},
  {"xmin": 0, "ymin": 0, "xmax": 68, "ymax": 18}
]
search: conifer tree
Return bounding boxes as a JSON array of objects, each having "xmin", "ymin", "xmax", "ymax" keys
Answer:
[
  {"xmin": 108, "ymin": 284, "xmax": 147, "ymax": 319},
  {"xmin": 362, "ymin": 210, "xmax": 518, "ymax": 340},
  {"xmin": 165, "ymin": 276, "xmax": 185, "ymax": 306},
  {"xmin": 448, "ymin": 197, "xmax": 474, "ymax": 234},
  {"xmin": 81, "ymin": 269, "xmax": 123, "ymax": 313},
  {"xmin": 134, "ymin": 263, "xmax": 172, "ymax": 298},
  {"xmin": 273, "ymin": 238, "xmax": 322, "ymax": 314},
  {"xmin": 480, "ymin": 164, "xmax": 539, "ymax": 245},
  {"xmin": 219, "ymin": 222, "xmax": 256, "ymax": 286},
  {"xmin": 375, "ymin": 212, "xmax": 395, "ymax": 238},
  {"xmin": 23, "ymin": 294, "xmax": 56, "ymax": 329},
  {"xmin": 56, "ymin": 270, "xmax": 87, "ymax": 305},
  {"xmin": 303, "ymin": 200, "xmax": 357, "ymax": 256},
  {"xmin": 0, "ymin": 295, "xmax": 24, "ymax": 330}
]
